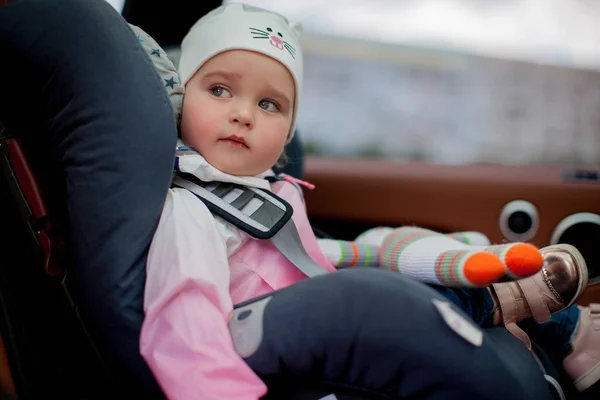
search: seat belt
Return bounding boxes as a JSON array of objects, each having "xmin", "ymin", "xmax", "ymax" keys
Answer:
[{"xmin": 172, "ymin": 173, "xmax": 328, "ymax": 278}]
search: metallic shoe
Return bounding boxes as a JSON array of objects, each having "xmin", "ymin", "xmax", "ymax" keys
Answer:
[{"xmin": 490, "ymin": 243, "xmax": 588, "ymax": 349}]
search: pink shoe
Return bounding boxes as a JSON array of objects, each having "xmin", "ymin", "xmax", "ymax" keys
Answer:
[
  {"xmin": 490, "ymin": 244, "xmax": 588, "ymax": 349},
  {"xmin": 563, "ymin": 304, "xmax": 600, "ymax": 392}
]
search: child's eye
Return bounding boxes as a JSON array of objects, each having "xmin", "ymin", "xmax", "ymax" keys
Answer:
[
  {"xmin": 259, "ymin": 99, "xmax": 279, "ymax": 112},
  {"xmin": 210, "ymin": 86, "xmax": 231, "ymax": 98}
]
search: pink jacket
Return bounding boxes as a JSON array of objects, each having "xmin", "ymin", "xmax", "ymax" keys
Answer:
[{"xmin": 140, "ymin": 155, "xmax": 335, "ymax": 399}]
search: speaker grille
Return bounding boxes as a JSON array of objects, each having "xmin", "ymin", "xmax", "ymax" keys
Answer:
[{"xmin": 551, "ymin": 213, "xmax": 600, "ymax": 285}]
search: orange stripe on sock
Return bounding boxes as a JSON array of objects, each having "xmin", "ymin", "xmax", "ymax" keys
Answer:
[
  {"xmin": 381, "ymin": 230, "xmax": 401, "ymax": 250},
  {"xmin": 447, "ymin": 251, "xmax": 463, "ymax": 285},
  {"xmin": 380, "ymin": 231, "xmax": 402, "ymax": 266},
  {"xmin": 389, "ymin": 232, "xmax": 428, "ymax": 269},
  {"xmin": 350, "ymin": 242, "xmax": 360, "ymax": 267},
  {"xmin": 435, "ymin": 251, "xmax": 450, "ymax": 282}
]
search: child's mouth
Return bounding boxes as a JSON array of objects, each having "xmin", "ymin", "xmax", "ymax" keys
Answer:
[{"xmin": 220, "ymin": 135, "xmax": 249, "ymax": 148}]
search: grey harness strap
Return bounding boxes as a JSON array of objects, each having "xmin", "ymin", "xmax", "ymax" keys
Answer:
[{"xmin": 172, "ymin": 173, "xmax": 327, "ymax": 278}]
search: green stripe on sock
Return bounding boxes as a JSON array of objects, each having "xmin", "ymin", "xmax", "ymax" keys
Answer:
[
  {"xmin": 364, "ymin": 244, "xmax": 372, "ymax": 267},
  {"xmin": 337, "ymin": 241, "xmax": 346, "ymax": 266},
  {"xmin": 437, "ymin": 250, "xmax": 467, "ymax": 286},
  {"xmin": 452, "ymin": 251, "xmax": 469, "ymax": 286},
  {"xmin": 459, "ymin": 233, "xmax": 471, "ymax": 245},
  {"xmin": 384, "ymin": 231, "xmax": 433, "ymax": 268},
  {"xmin": 436, "ymin": 251, "xmax": 451, "ymax": 285},
  {"xmin": 487, "ymin": 245, "xmax": 508, "ymax": 259}
]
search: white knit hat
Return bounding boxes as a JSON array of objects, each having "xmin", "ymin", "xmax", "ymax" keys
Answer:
[{"xmin": 179, "ymin": 3, "xmax": 303, "ymax": 141}]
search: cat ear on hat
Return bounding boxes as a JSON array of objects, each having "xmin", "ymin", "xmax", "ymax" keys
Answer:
[{"xmin": 290, "ymin": 21, "xmax": 303, "ymax": 37}]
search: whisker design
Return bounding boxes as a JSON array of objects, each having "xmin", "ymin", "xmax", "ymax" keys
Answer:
[
  {"xmin": 249, "ymin": 27, "xmax": 297, "ymax": 59},
  {"xmin": 249, "ymin": 27, "xmax": 269, "ymax": 36},
  {"xmin": 284, "ymin": 42, "xmax": 296, "ymax": 58},
  {"xmin": 283, "ymin": 43, "xmax": 296, "ymax": 54}
]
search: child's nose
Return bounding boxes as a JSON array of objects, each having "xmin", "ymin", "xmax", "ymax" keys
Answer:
[{"xmin": 230, "ymin": 106, "xmax": 254, "ymax": 129}]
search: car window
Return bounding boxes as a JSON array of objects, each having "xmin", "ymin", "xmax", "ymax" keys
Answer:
[{"xmin": 227, "ymin": 0, "xmax": 600, "ymax": 166}]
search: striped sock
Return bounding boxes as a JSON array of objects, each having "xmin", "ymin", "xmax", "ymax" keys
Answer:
[
  {"xmin": 348, "ymin": 226, "xmax": 543, "ymax": 283},
  {"xmin": 318, "ymin": 239, "xmax": 379, "ymax": 268},
  {"xmin": 357, "ymin": 227, "xmax": 492, "ymax": 247},
  {"xmin": 380, "ymin": 227, "xmax": 505, "ymax": 287}
]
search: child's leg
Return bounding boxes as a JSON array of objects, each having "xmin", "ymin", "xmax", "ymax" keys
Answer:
[
  {"xmin": 428, "ymin": 284, "xmax": 496, "ymax": 327},
  {"xmin": 319, "ymin": 235, "xmax": 506, "ymax": 287},
  {"xmin": 356, "ymin": 227, "xmax": 491, "ymax": 247},
  {"xmin": 357, "ymin": 226, "xmax": 543, "ymax": 280},
  {"xmin": 380, "ymin": 227, "xmax": 543, "ymax": 286},
  {"xmin": 318, "ymin": 239, "xmax": 380, "ymax": 268},
  {"xmin": 239, "ymin": 268, "xmax": 552, "ymax": 400},
  {"xmin": 319, "ymin": 228, "xmax": 541, "ymax": 287}
]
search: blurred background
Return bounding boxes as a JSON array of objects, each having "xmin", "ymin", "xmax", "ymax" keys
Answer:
[{"xmin": 109, "ymin": 0, "xmax": 600, "ymax": 167}]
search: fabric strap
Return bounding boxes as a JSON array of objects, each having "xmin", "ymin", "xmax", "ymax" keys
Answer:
[
  {"xmin": 492, "ymin": 282, "xmax": 533, "ymax": 350},
  {"xmin": 173, "ymin": 174, "xmax": 328, "ymax": 278}
]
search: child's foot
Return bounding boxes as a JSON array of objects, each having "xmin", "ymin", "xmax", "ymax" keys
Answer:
[
  {"xmin": 485, "ymin": 243, "xmax": 544, "ymax": 279},
  {"xmin": 490, "ymin": 244, "xmax": 588, "ymax": 349},
  {"xmin": 380, "ymin": 227, "xmax": 506, "ymax": 287},
  {"xmin": 563, "ymin": 304, "xmax": 600, "ymax": 392},
  {"xmin": 445, "ymin": 230, "xmax": 543, "ymax": 279}
]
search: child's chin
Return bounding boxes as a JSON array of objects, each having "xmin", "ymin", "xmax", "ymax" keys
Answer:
[
  {"xmin": 214, "ymin": 161, "xmax": 251, "ymax": 176},
  {"xmin": 210, "ymin": 155, "xmax": 273, "ymax": 177}
]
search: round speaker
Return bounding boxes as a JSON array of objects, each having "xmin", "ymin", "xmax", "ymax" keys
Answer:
[
  {"xmin": 499, "ymin": 200, "xmax": 539, "ymax": 242},
  {"xmin": 551, "ymin": 213, "xmax": 600, "ymax": 286}
]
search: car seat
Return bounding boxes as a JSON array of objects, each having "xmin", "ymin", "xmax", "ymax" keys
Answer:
[{"xmin": 0, "ymin": 1, "xmax": 577, "ymax": 399}]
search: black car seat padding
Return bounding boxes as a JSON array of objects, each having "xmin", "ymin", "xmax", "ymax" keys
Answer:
[{"xmin": 0, "ymin": 0, "xmax": 176, "ymax": 396}]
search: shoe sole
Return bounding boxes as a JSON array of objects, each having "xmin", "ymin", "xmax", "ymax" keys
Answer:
[
  {"xmin": 541, "ymin": 243, "xmax": 589, "ymax": 308},
  {"xmin": 574, "ymin": 360, "xmax": 600, "ymax": 392}
]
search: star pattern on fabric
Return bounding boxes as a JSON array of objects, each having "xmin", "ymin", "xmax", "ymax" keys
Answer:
[
  {"xmin": 151, "ymin": 48, "xmax": 161, "ymax": 57},
  {"xmin": 137, "ymin": 35, "xmax": 144, "ymax": 43},
  {"xmin": 165, "ymin": 77, "xmax": 176, "ymax": 89}
]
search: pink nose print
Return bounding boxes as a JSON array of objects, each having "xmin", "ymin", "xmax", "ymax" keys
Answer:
[{"xmin": 269, "ymin": 35, "xmax": 284, "ymax": 49}]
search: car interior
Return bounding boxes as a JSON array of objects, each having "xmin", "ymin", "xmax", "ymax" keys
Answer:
[{"xmin": 1, "ymin": 0, "xmax": 599, "ymax": 399}]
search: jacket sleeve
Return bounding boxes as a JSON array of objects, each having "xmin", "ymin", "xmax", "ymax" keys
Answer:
[{"xmin": 140, "ymin": 188, "xmax": 267, "ymax": 400}]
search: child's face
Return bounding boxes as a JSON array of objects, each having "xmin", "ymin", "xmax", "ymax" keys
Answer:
[{"xmin": 181, "ymin": 50, "xmax": 295, "ymax": 176}]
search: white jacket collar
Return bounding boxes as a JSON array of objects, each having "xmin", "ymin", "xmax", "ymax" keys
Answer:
[{"xmin": 175, "ymin": 141, "xmax": 272, "ymax": 190}]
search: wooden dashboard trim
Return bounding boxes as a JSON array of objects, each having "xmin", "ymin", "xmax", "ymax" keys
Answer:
[{"xmin": 303, "ymin": 156, "xmax": 600, "ymax": 304}]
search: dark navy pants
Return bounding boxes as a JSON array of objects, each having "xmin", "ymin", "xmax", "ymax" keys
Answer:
[
  {"xmin": 431, "ymin": 284, "xmax": 579, "ymax": 359},
  {"xmin": 241, "ymin": 268, "xmax": 555, "ymax": 399}
]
